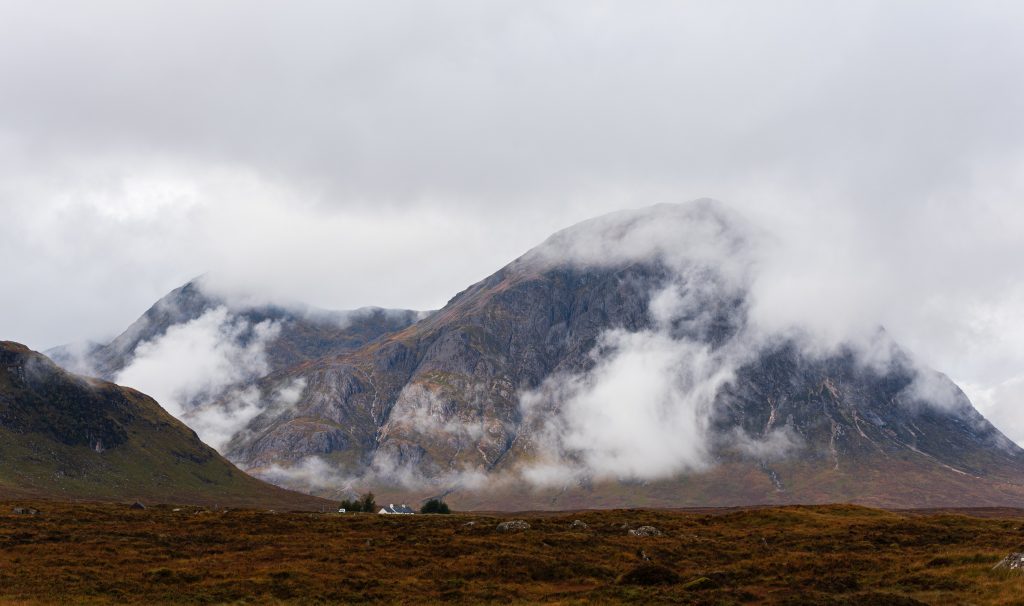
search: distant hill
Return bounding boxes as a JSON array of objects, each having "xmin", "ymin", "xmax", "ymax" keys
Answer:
[{"xmin": 0, "ymin": 341, "xmax": 331, "ymax": 509}]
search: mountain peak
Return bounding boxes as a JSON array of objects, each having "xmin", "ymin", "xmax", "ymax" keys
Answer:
[
  {"xmin": 519, "ymin": 199, "xmax": 755, "ymax": 280},
  {"xmin": 1, "ymin": 339, "xmax": 33, "ymax": 357}
]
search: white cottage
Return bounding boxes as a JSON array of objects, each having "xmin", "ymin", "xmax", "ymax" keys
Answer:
[{"xmin": 378, "ymin": 503, "xmax": 415, "ymax": 514}]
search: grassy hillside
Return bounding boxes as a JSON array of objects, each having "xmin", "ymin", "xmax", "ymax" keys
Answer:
[
  {"xmin": 1, "ymin": 502, "xmax": 1023, "ymax": 604},
  {"xmin": 0, "ymin": 341, "xmax": 330, "ymax": 510}
]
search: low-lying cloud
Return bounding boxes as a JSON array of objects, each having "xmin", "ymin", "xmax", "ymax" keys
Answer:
[
  {"xmin": 521, "ymin": 330, "xmax": 725, "ymax": 484},
  {"xmin": 963, "ymin": 376, "xmax": 1024, "ymax": 446},
  {"xmin": 259, "ymin": 451, "xmax": 494, "ymax": 498},
  {"xmin": 2, "ymin": 1, "xmax": 1023, "ymax": 453},
  {"xmin": 513, "ymin": 201, "xmax": 993, "ymax": 487},
  {"xmin": 388, "ymin": 383, "xmax": 487, "ymax": 442},
  {"xmin": 114, "ymin": 306, "xmax": 285, "ymax": 450},
  {"xmin": 519, "ymin": 283, "xmax": 751, "ymax": 484},
  {"xmin": 232, "ymin": 200, "xmax": 1018, "ymax": 495},
  {"xmin": 731, "ymin": 427, "xmax": 803, "ymax": 461},
  {"xmin": 260, "ymin": 456, "xmax": 356, "ymax": 495}
]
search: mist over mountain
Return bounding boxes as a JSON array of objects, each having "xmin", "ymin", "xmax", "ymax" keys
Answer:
[
  {"xmin": 48, "ymin": 281, "xmax": 422, "ymax": 451},
  {"xmin": 57, "ymin": 200, "xmax": 1024, "ymax": 508}
]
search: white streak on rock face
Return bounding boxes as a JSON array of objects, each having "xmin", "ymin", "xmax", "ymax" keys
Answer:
[{"xmin": 114, "ymin": 306, "xmax": 282, "ymax": 450}]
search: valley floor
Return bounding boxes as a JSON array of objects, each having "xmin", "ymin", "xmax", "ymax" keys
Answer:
[{"xmin": 1, "ymin": 501, "xmax": 1023, "ymax": 604}]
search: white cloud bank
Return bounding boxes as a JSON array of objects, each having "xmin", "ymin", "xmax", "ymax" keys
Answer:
[
  {"xmin": 513, "ymin": 201, "xmax": 981, "ymax": 485},
  {"xmin": 963, "ymin": 377, "xmax": 1024, "ymax": 447},
  {"xmin": 520, "ymin": 328, "xmax": 732, "ymax": 485},
  {"xmin": 0, "ymin": 1, "xmax": 1021, "ymax": 448},
  {"xmin": 514, "ymin": 205, "xmax": 764, "ymax": 484},
  {"xmin": 113, "ymin": 307, "xmax": 300, "ymax": 450}
]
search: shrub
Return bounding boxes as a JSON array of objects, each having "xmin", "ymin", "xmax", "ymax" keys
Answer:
[
  {"xmin": 421, "ymin": 499, "xmax": 451, "ymax": 514},
  {"xmin": 616, "ymin": 564, "xmax": 680, "ymax": 586},
  {"xmin": 338, "ymin": 495, "xmax": 377, "ymax": 513},
  {"xmin": 359, "ymin": 492, "xmax": 377, "ymax": 513},
  {"xmin": 339, "ymin": 499, "xmax": 361, "ymax": 512}
]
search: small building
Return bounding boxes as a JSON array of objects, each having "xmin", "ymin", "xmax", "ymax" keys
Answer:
[{"xmin": 378, "ymin": 503, "xmax": 415, "ymax": 515}]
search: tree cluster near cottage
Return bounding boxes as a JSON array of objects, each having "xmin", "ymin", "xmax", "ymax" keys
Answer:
[{"xmin": 338, "ymin": 492, "xmax": 376, "ymax": 513}]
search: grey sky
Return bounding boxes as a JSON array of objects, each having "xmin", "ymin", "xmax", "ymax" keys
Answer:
[{"xmin": 1, "ymin": 1, "xmax": 1023, "ymax": 440}]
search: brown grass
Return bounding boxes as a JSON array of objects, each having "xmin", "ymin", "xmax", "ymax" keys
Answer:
[{"xmin": 1, "ymin": 501, "xmax": 1023, "ymax": 604}]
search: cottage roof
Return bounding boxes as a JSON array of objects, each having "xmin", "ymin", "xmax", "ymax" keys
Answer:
[{"xmin": 379, "ymin": 503, "xmax": 415, "ymax": 514}]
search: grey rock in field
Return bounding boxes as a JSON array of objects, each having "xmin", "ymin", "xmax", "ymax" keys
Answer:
[
  {"xmin": 12, "ymin": 507, "xmax": 39, "ymax": 515},
  {"xmin": 993, "ymin": 553, "xmax": 1024, "ymax": 571},
  {"xmin": 570, "ymin": 519, "xmax": 589, "ymax": 530},
  {"xmin": 496, "ymin": 520, "xmax": 530, "ymax": 532},
  {"xmin": 629, "ymin": 525, "xmax": 663, "ymax": 537},
  {"xmin": 130, "ymin": 501, "xmax": 146, "ymax": 510}
]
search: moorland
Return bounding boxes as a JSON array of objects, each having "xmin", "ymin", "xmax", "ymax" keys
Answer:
[{"xmin": 1, "ymin": 501, "xmax": 1023, "ymax": 604}]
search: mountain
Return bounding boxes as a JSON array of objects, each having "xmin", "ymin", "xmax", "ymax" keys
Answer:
[
  {"xmin": 224, "ymin": 239, "xmax": 673, "ymax": 472},
  {"xmin": 56, "ymin": 200, "xmax": 1024, "ymax": 509},
  {"xmin": 48, "ymin": 279, "xmax": 423, "ymax": 380},
  {"xmin": 0, "ymin": 341, "xmax": 330, "ymax": 509},
  {"xmin": 45, "ymin": 280, "xmax": 424, "ymax": 454}
]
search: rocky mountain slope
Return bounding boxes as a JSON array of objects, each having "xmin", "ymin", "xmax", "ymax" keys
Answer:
[
  {"xmin": 0, "ymin": 341, "xmax": 330, "ymax": 509},
  {"xmin": 224, "ymin": 202, "xmax": 1024, "ymax": 507},
  {"xmin": 57, "ymin": 200, "xmax": 1024, "ymax": 509},
  {"xmin": 48, "ymin": 280, "xmax": 422, "ymax": 380}
]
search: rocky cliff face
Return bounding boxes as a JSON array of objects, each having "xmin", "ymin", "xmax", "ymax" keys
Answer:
[{"xmin": 54, "ymin": 201, "xmax": 1024, "ymax": 508}]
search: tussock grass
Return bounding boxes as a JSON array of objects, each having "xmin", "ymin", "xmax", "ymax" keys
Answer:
[{"xmin": 1, "ymin": 501, "xmax": 1023, "ymax": 604}]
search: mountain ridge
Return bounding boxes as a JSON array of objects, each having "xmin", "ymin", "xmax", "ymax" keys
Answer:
[
  {"xmin": 48, "ymin": 200, "xmax": 1024, "ymax": 509},
  {"xmin": 48, "ymin": 279, "xmax": 425, "ymax": 381}
]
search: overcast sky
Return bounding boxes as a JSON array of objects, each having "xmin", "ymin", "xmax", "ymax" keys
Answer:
[{"xmin": 1, "ymin": 1, "xmax": 1023, "ymax": 440}]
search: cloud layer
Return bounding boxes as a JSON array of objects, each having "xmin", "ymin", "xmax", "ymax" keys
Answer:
[
  {"xmin": 0, "ymin": 1, "xmax": 1022, "ymax": 443},
  {"xmin": 113, "ymin": 307, "xmax": 289, "ymax": 451}
]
